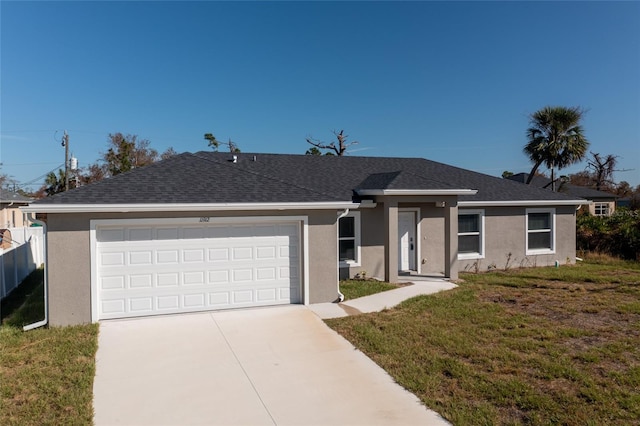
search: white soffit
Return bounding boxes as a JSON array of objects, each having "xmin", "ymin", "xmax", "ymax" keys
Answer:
[
  {"xmin": 22, "ymin": 202, "xmax": 361, "ymax": 214},
  {"xmin": 357, "ymin": 189, "xmax": 478, "ymax": 196},
  {"xmin": 458, "ymin": 199, "xmax": 588, "ymax": 207}
]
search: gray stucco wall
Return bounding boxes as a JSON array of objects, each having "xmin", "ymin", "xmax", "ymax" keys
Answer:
[
  {"xmin": 45, "ymin": 210, "xmax": 339, "ymax": 326},
  {"xmin": 455, "ymin": 206, "xmax": 577, "ymax": 273},
  {"xmin": 343, "ymin": 203, "xmax": 578, "ymax": 278},
  {"xmin": 358, "ymin": 207, "xmax": 385, "ymax": 279}
]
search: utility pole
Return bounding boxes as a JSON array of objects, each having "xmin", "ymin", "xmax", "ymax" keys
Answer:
[{"xmin": 62, "ymin": 130, "xmax": 69, "ymax": 191}]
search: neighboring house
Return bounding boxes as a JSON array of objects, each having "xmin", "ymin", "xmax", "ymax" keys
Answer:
[
  {"xmin": 23, "ymin": 152, "xmax": 585, "ymax": 326},
  {"xmin": 506, "ymin": 173, "xmax": 617, "ymax": 217},
  {"xmin": 1, "ymin": 190, "xmax": 32, "ymax": 228}
]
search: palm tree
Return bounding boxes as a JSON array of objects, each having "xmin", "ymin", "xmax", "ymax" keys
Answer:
[{"xmin": 524, "ymin": 106, "xmax": 589, "ymax": 190}]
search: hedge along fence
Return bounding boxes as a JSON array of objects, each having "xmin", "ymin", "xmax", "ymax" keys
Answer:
[{"xmin": 577, "ymin": 209, "xmax": 640, "ymax": 260}]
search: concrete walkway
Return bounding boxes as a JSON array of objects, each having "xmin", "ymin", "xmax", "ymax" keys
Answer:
[
  {"xmin": 309, "ymin": 275, "xmax": 457, "ymax": 319},
  {"xmin": 94, "ymin": 306, "xmax": 450, "ymax": 426}
]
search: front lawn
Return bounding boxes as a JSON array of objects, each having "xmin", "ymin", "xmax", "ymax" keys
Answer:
[
  {"xmin": 339, "ymin": 279, "xmax": 403, "ymax": 300},
  {"xmin": 326, "ymin": 259, "xmax": 640, "ymax": 425},
  {"xmin": 0, "ymin": 271, "xmax": 99, "ymax": 426}
]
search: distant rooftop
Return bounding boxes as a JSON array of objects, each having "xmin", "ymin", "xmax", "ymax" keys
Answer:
[
  {"xmin": 506, "ymin": 173, "xmax": 617, "ymax": 200},
  {"xmin": 0, "ymin": 190, "xmax": 32, "ymax": 204}
]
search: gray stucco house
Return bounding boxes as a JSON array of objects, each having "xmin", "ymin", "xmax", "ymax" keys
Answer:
[{"xmin": 23, "ymin": 152, "xmax": 585, "ymax": 326}]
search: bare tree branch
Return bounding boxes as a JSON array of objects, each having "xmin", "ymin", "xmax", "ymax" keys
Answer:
[{"xmin": 305, "ymin": 129, "xmax": 358, "ymax": 156}]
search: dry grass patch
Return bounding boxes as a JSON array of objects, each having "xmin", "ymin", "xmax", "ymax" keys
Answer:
[{"xmin": 326, "ymin": 260, "xmax": 640, "ymax": 425}]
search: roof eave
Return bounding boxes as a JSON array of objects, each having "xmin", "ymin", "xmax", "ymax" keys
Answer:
[
  {"xmin": 458, "ymin": 199, "xmax": 588, "ymax": 207},
  {"xmin": 21, "ymin": 201, "xmax": 361, "ymax": 214},
  {"xmin": 357, "ymin": 189, "xmax": 478, "ymax": 196}
]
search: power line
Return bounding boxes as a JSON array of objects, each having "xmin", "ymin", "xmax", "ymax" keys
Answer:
[{"xmin": 17, "ymin": 163, "xmax": 65, "ymax": 188}]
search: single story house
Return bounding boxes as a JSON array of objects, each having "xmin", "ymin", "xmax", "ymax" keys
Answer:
[
  {"xmin": 1, "ymin": 190, "xmax": 32, "ymax": 228},
  {"xmin": 506, "ymin": 173, "xmax": 617, "ymax": 216},
  {"xmin": 23, "ymin": 152, "xmax": 585, "ymax": 326}
]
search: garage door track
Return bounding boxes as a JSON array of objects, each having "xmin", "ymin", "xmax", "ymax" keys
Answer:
[{"xmin": 93, "ymin": 306, "xmax": 449, "ymax": 425}]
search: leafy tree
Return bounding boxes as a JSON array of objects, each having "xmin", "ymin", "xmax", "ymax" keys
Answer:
[
  {"xmin": 615, "ymin": 181, "xmax": 633, "ymax": 198},
  {"xmin": 42, "ymin": 169, "xmax": 67, "ymax": 196},
  {"xmin": 523, "ymin": 106, "xmax": 589, "ymax": 190},
  {"xmin": 501, "ymin": 171, "xmax": 514, "ymax": 179},
  {"xmin": 306, "ymin": 130, "xmax": 357, "ymax": 156},
  {"xmin": 65, "ymin": 133, "xmax": 175, "ymax": 189},
  {"xmin": 305, "ymin": 146, "xmax": 334, "ymax": 156},
  {"xmin": 104, "ymin": 133, "xmax": 158, "ymax": 176},
  {"xmin": 204, "ymin": 133, "xmax": 240, "ymax": 152},
  {"xmin": 204, "ymin": 133, "xmax": 219, "ymax": 150},
  {"xmin": 160, "ymin": 147, "xmax": 178, "ymax": 160},
  {"xmin": 78, "ymin": 163, "xmax": 107, "ymax": 186},
  {"xmin": 305, "ymin": 147, "xmax": 322, "ymax": 155}
]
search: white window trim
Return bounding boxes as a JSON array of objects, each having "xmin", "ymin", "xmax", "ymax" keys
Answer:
[
  {"xmin": 594, "ymin": 202, "xmax": 609, "ymax": 216},
  {"xmin": 338, "ymin": 211, "xmax": 361, "ymax": 267},
  {"xmin": 526, "ymin": 208, "xmax": 556, "ymax": 255},
  {"xmin": 458, "ymin": 209, "xmax": 485, "ymax": 260}
]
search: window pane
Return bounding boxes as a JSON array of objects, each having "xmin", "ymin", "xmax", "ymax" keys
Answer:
[
  {"xmin": 595, "ymin": 204, "xmax": 609, "ymax": 216},
  {"xmin": 459, "ymin": 235, "xmax": 480, "ymax": 254},
  {"xmin": 528, "ymin": 212, "xmax": 550, "ymax": 230},
  {"xmin": 528, "ymin": 232, "xmax": 551, "ymax": 250},
  {"xmin": 458, "ymin": 214, "xmax": 479, "ymax": 233},
  {"xmin": 339, "ymin": 216, "xmax": 355, "ymax": 238},
  {"xmin": 339, "ymin": 240, "xmax": 355, "ymax": 261}
]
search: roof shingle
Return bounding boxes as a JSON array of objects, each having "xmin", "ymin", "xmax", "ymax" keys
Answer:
[{"xmin": 33, "ymin": 152, "xmax": 584, "ymax": 205}]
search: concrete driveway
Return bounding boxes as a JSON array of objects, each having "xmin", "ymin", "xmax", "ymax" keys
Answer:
[{"xmin": 93, "ymin": 305, "xmax": 449, "ymax": 425}]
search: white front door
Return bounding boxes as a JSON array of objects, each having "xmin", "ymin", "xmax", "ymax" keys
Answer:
[{"xmin": 398, "ymin": 211, "xmax": 416, "ymax": 271}]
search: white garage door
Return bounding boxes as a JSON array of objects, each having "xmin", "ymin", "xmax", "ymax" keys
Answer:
[{"xmin": 94, "ymin": 218, "xmax": 302, "ymax": 320}]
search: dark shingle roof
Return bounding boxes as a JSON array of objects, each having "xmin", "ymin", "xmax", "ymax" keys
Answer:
[
  {"xmin": 33, "ymin": 152, "xmax": 583, "ymax": 205},
  {"xmin": 0, "ymin": 190, "xmax": 32, "ymax": 204},
  {"xmin": 507, "ymin": 173, "xmax": 617, "ymax": 200}
]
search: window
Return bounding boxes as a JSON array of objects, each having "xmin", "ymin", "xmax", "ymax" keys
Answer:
[
  {"xmin": 339, "ymin": 212, "xmax": 360, "ymax": 265},
  {"xmin": 594, "ymin": 203, "xmax": 610, "ymax": 216},
  {"xmin": 458, "ymin": 210, "xmax": 484, "ymax": 259},
  {"xmin": 526, "ymin": 208, "xmax": 555, "ymax": 254}
]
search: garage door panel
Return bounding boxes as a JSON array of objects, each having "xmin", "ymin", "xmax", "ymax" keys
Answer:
[
  {"xmin": 184, "ymin": 271, "xmax": 205, "ymax": 285},
  {"xmin": 156, "ymin": 227, "xmax": 179, "ymax": 240},
  {"xmin": 129, "ymin": 297, "xmax": 153, "ymax": 313},
  {"xmin": 157, "ymin": 250, "xmax": 179, "ymax": 264},
  {"xmin": 101, "ymin": 276, "xmax": 125, "ymax": 290},
  {"xmin": 99, "ymin": 228, "xmax": 125, "ymax": 242},
  {"xmin": 232, "ymin": 269, "xmax": 253, "ymax": 282},
  {"xmin": 183, "ymin": 249, "xmax": 205, "ymax": 263},
  {"xmin": 102, "ymin": 299, "xmax": 126, "ymax": 315},
  {"xmin": 130, "ymin": 274, "xmax": 153, "ymax": 288},
  {"xmin": 101, "ymin": 252, "xmax": 125, "ymax": 266},
  {"xmin": 129, "ymin": 251, "xmax": 153, "ymax": 265},
  {"xmin": 208, "ymin": 270, "xmax": 229, "ymax": 283},
  {"xmin": 129, "ymin": 228, "xmax": 153, "ymax": 241},
  {"xmin": 96, "ymin": 220, "xmax": 303, "ymax": 320},
  {"xmin": 232, "ymin": 247, "xmax": 253, "ymax": 260}
]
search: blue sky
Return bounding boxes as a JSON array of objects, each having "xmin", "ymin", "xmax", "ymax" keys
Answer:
[{"xmin": 2, "ymin": 1, "xmax": 639, "ymax": 191}]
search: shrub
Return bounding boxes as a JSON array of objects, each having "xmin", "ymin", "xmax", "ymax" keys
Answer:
[{"xmin": 577, "ymin": 209, "xmax": 640, "ymax": 260}]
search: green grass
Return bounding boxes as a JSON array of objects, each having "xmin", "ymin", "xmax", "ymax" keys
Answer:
[
  {"xmin": 1, "ymin": 269, "xmax": 46, "ymax": 327},
  {"xmin": 339, "ymin": 279, "xmax": 403, "ymax": 300},
  {"xmin": 327, "ymin": 259, "xmax": 640, "ymax": 425},
  {"xmin": 0, "ymin": 272, "xmax": 99, "ymax": 426}
]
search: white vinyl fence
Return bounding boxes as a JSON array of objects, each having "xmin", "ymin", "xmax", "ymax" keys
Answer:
[{"xmin": 0, "ymin": 227, "xmax": 44, "ymax": 300}]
